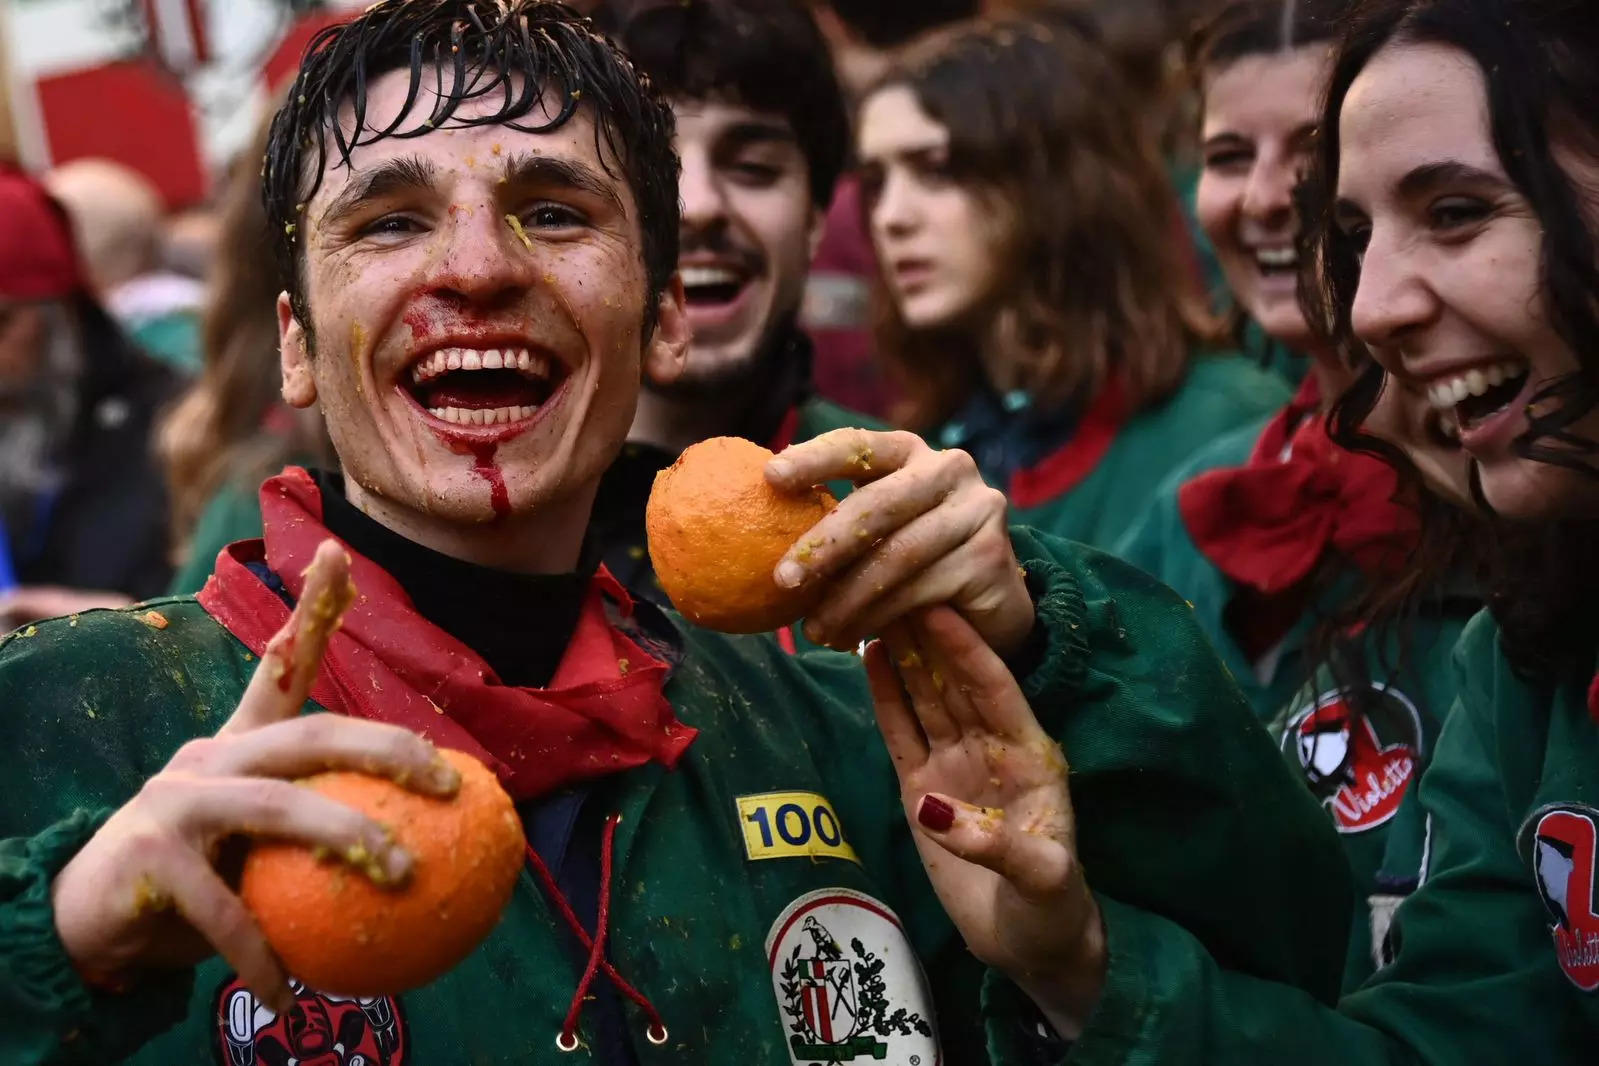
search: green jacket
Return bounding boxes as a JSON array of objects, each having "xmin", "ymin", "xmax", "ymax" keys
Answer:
[
  {"xmin": 0, "ymin": 532, "xmax": 1348, "ymax": 1064},
  {"xmin": 1266, "ymin": 642, "xmax": 1469, "ymax": 994},
  {"xmin": 1115, "ymin": 416, "xmax": 1296, "ymax": 715},
  {"xmin": 1117, "ymin": 415, "xmax": 1475, "ymax": 992},
  {"xmin": 1008, "ymin": 356, "xmax": 1290, "ymax": 551},
  {"xmin": 989, "ymin": 609, "xmax": 1595, "ymax": 1065}
]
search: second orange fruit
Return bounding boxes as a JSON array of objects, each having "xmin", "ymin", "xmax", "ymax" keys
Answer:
[{"xmin": 646, "ymin": 436, "xmax": 837, "ymax": 633}]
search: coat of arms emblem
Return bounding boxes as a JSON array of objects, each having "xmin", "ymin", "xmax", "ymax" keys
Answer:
[{"xmin": 767, "ymin": 889, "xmax": 939, "ymax": 1065}]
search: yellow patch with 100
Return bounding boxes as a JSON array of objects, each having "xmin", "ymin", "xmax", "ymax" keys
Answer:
[{"xmin": 735, "ymin": 791, "xmax": 859, "ymax": 864}]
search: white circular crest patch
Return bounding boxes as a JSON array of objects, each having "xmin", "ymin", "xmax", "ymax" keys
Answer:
[{"xmin": 765, "ymin": 888, "xmax": 941, "ymax": 1066}]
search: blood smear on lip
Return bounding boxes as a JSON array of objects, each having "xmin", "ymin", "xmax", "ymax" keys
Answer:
[{"xmin": 403, "ymin": 308, "xmax": 434, "ymax": 340}]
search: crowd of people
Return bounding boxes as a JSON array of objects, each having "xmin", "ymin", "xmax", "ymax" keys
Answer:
[{"xmin": 0, "ymin": 0, "xmax": 1593, "ymax": 1061}]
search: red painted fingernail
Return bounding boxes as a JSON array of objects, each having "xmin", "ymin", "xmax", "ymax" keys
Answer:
[{"xmin": 917, "ymin": 795, "xmax": 955, "ymax": 832}]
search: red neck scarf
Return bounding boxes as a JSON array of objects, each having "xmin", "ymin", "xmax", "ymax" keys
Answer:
[
  {"xmin": 1178, "ymin": 377, "xmax": 1420, "ymax": 596},
  {"xmin": 1009, "ymin": 375, "xmax": 1131, "ymax": 509},
  {"xmin": 197, "ymin": 468, "xmax": 697, "ymax": 802}
]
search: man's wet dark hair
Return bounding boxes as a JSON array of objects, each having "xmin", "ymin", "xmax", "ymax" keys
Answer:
[
  {"xmin": 263, "ymin": 0, "xmax": 680, "ymax": 331},
  {"xmin": 596, "ymin": 0, "xmax": 848, "ymax": 208}
]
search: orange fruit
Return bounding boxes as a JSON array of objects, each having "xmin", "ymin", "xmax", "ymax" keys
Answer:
[
  {"xmin": 240, "ymin": 747, "xmax": 524, "ymax": 996},
  {"xmin": 646, "ymin": 436, "xmax": 837, "ymax": 633}
]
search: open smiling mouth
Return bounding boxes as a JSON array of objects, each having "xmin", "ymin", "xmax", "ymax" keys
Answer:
[
  {"xmin": 680, "ymin": 264, "xmax": 752, "ymax": 310},
  {"xmin": 405, "ymin": 346, "xmax": 567, "ymax": 427},
  {"xmin": 1425, "ymin": 357, "xmax": 1532, "ymax": 435},
  {"xmin": 1254, "ymin": 246, "xmax": 1298, "ymax": 277}
]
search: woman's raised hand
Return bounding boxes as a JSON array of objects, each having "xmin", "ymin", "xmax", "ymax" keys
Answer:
[{"xmin": 864, "ymin": 606, "xmax": 1106, "ymax": 1037}]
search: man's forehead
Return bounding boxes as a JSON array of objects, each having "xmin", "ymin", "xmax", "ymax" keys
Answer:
[
  {"xmin": 672, "ymin": 96, "xmax": 797, "ymax": 139},
  {"xmin": 311, "ymin": 64, "xmax": 621, "ymax": 202}
]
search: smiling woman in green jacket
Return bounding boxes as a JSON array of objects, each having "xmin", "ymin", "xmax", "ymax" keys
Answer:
[{"xmin": 899, "ymin": 3, "xmax": 1599, "ymax": 1061}]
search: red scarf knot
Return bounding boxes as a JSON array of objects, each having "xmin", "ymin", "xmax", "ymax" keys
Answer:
[
  {"xmin": 197, "ymin": 467, "xmax": 697, "ymax": 802},
  {"xmin": 1178, "ymin": 378, "xmax": 1420, "ymax": 596}
]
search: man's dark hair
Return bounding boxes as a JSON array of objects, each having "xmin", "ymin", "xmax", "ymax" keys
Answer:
[
  {"xmin": 263, "ymin": 0, "xmax": 680, "ymax": 331},
  {"xmin": 596, "ymin": 0, "xmax": 847, "ymax": 207},
  {"xmin": 824, "ymin": 0, "xmax": 978, "ymax": 49}
]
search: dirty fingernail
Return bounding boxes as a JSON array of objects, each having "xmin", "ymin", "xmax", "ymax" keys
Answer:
[
  {"xmin": 775, "ymin": 561, "xmax": 805, "ymax": 589},
  {"xmin": 430, "ymin": 757, "xmax": 462, "ymax": 794},
  {"xmin": 917, "ymin": 795, "xmax": 956, "ymax": 832},
  {"xmin": 384, "ymin": 845, "xmax": 414, "ymax": 884}
]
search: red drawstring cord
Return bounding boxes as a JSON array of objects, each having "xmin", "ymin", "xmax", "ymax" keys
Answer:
[{"xmin": 524, "ymin": 813, "xmax": 669, "ymax": 1051}]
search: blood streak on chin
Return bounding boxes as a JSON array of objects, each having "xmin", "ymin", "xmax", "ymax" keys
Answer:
[
  {"xmin": 432, "ymin": 426, "xmax": 519, "ymax": 518},
  {"xmin": 470, "ymin": 442, "xmax": 510, "ymax": 517}
]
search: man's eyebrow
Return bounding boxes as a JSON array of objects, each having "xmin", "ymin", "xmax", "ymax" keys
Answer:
[
  {"xmin": 500, "ymin": 152, "xmax": 624, "ymax": 211},
  {"xmin": 320, "ymin": 155, "xmax": 439, "ymax": 224},
  {"xmin": 1397, "ymin": 160, "xmax": 1511, "ymax": 199},
  {"xmin": 719, "ymin": 120, "xmax": 799, "ymax": 150}
]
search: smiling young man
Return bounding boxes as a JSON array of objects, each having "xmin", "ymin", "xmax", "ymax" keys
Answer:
[
  {"xmin": 0, "ymin": 4, "xmax": 1350, "ymax": 1064},
  {"xmin": 587, "ymin": 0, "xmax": 881, "ymax": 609}
]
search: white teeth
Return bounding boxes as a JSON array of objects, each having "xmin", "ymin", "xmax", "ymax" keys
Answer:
[
  {"xmin": 680, "ymin": 265, "xmax": 744, "ymax": 288},
  {"xmin": 1425, "ymin": 360, "xmax": 1530, "ymax": 411},
  {"xmin": 1255, "ymin": 247, "xmax": 1297, "ymax": 267},
  {"xmin": 425, "ymin": 404, "xmax": 540, "ymax": 426},
  {"xmin": 411, "ymin": 346, "xmax": 556, "ymax": 382}
]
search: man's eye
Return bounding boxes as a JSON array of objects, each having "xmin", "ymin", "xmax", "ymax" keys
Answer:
[
  {"xmin": 526, "ymin": 204, "xmax": 586, "ymax": 229},
  {"xmin": 362, "ymin": 215, "xmax": 422, "ymax": 238},
  {"xmin": 730, "ymin": 162, "xmax": 781, "ymax": 185}
]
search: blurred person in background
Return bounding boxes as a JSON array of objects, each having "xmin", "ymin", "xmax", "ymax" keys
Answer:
[
  {"xmin": 797, "ymin": 0, "xmax": 980, "ymax": 419},
  {"xmin": 592, "ymin": 0, "xmax": 881, "ymax": 622},
  {"xmin": 996, "ymin": 0, "xmax": 1237, "ymax": 332},
  {"xmin": 45, "ymin": 159, "xmax": 205, "ymax": 375},
  {"xmin": 160, "ymin": 204, "xmax": 223, "ymax": 283},
  {"xmin": 0, "ymin": 165, "xmax": 178, "ymax": 623},
  {"xmin": 160, "ymin": 117, "xmax": 335, "ymax": 595},
  {"xmin": 857, "ymin": 15, "xmax": 1289, "ymax": 549},
  {"xmin": 1115, "ymin": 0, "xmax": 1482, "ymax": 990}
]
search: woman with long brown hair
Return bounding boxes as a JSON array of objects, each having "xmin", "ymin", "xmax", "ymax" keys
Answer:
[{"xmin": 854, "ymin": 15, "xmax": 1290, "ymax": 548}]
